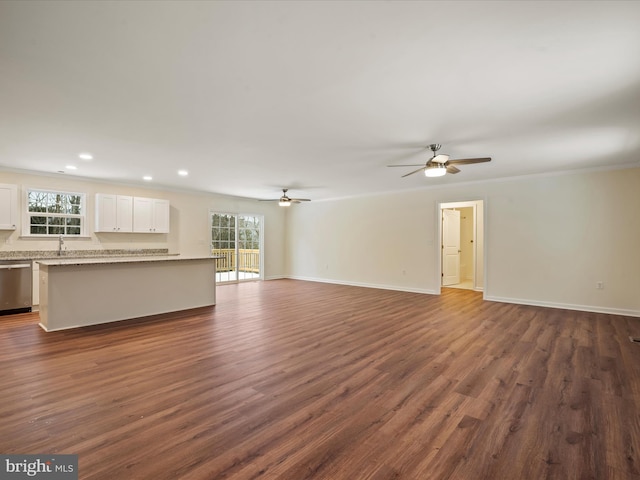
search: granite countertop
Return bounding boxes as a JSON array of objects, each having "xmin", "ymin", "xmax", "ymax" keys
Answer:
[
  {"xmin": 0, "ymin": 249, "xmax": 171, "ymax": 261},
  {"xmin": 36, "ymin": 255, "xmax": 222, "ymax": 266}
]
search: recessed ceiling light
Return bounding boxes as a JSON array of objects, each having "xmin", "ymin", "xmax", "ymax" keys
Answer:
[
  {"xmin": 78, "ymin": 152, "xmax": 93, "ymax": 160},
  {"xmin": 178, "ymin": 170, "xmax": 189, "ymax": 176},
  {"xmin": 65, "ymin": 165, "xmax": 77, "ymax": 170},
  {"xmin": 143, "ymin": 175, "xmax": 153, "ymax": 181}
]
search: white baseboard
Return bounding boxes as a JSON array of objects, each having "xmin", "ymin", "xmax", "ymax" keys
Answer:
[
  {"xmin": 286, "ymin": 275, "xmax": 437, "ymax": 295},
  {"xmin": 264, "ymin": 277, "xmax": 638, "ymax": 318},
  {"xmin": 484, "ymin": 295, "xmax": 640, "ymax": 318},
  {"xmin": 264, "ymin": 275, "xmax": 287, "ymax": 281}
]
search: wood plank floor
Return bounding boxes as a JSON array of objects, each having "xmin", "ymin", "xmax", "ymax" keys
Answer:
[{"xmin": 1, "ymin": 279, "xmax": 640, "ymax": 479}]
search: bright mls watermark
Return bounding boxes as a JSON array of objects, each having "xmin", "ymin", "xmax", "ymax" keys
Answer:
[{"xmin": 0, "ymin": 455, "xmax": 77, "ymax": 479}]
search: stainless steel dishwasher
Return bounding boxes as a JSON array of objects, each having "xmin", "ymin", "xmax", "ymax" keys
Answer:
[{"xmin": 0, "ymin": 260, "xmax": 32, "ymax": 315}]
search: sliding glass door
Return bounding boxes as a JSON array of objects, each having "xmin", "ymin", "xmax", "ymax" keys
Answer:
[{"xmin": 210, "ymin": 212, "xmax": 263, "ymax": 283}]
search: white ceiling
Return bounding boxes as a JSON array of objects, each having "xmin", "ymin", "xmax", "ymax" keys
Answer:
[{"xmin": 1, "ymin": 1, "xmax": 639, "ymax": 202}]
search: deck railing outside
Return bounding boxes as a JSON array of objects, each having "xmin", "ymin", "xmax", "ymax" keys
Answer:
[{"xmin": 212, "ymin": 249, "xmax": 260, "ymax": 273}]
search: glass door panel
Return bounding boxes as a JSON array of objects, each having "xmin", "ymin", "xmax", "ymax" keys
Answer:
[{"xmin": 211, "ymin": 212, "xmax": 262, "ymax": 283}]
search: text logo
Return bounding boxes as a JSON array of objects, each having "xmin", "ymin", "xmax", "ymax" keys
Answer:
[{"xmin": 0, "ymin": 455, "xmax": 77, "ymax": 480}]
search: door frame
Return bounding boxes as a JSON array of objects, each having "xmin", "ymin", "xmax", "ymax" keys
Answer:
[
  {"xmin": 209, "ymin": 211, "xmax": 265, "ymax": 284},
  {"xmin": 435, "ymin": 199, "xmax": 487, "ymax": 296}
]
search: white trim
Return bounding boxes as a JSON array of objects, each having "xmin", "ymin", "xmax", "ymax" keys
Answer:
[
  {"xmin": 485, "ymin": 295, "xmax": 640, "ymax": 318},
  {"xmin": 284, "ymin": 277, "xmax": 637, "ymax": 317},
  {"xmin": 209, "ymin": 210, "xmax": 265, "ymax": 283},
  {"xmin": 23, "ymin": 186, "xmax": 87, "ymax": 237},
  {"xmin": 436, "ymin": 198, "xmax": 487, "ymax": 297},
  {"xmin": 287, "ymin": 275, "xmax": 437, "ymax": 295},
  {"xmin": 264, "ymin": 274, "xmax": 287, "ymax": 281},
  {"xmin": 308, "ymin": 163, "xmax": 640, "ymax": 203}
]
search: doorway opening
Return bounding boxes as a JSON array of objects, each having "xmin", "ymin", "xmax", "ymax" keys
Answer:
[
  {"xmin": 210, "ymin": 212, "xmax": 264, "ymax": 284},
  {"xmin": 439, "ymin": 200, "xmax": 484, "ymax": 292}
]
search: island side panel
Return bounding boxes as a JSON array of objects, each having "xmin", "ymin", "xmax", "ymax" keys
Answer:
[
  {"xmin": 38, "ymin": 264, "xmax": 50, "ymax": 330},
  {"xmin": 39, "ymin": 259, "xmax": 216, "ymax": 331}
]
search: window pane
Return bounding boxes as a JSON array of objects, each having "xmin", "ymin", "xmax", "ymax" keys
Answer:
[
  {"xmin": 28, "ymin": 191, "xmax": 46, "ymax": 212},
  {"xmin": 26, "ymin": 189, "xmax": 84, "ymax": 236},
  {"xmin": 46, "ymin": 194, "xmax": 58, "ymax": 213},
  {"xmin": 58, "ymin": 196, "xmax": 69, "ymax": 213}
]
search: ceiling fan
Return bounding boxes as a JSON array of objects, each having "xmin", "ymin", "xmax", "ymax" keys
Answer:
[
  {"xmin": 259, "ymin": 189, "xmax": 311, "ymax": 206},
  {"xmin": 388, "ymin": 144, "xmax": 491, "ymax": 178}
]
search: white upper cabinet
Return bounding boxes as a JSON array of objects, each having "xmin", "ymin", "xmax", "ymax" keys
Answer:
[
  {"xmin": 95, "ymin": 194, "xmax": 133, "ymax": 232},
  {"xmin": 151, "ymin": 198, "xmax": 170, "ymax": 233},
  {"xmin": 133, "ymin": 197, "xmax": 170, "ymax": 233},
  {"xmin": 96, "ymin": 193, "xmax": 169, "ymax": 233},
  {"xmin": 0, "ymin": 184, "xmax": 18, "ymax": 230}
]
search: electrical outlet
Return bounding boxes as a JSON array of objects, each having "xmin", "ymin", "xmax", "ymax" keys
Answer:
[{"xmin": 596, "ymin": 281, "xmax": 604, "ymax": 290}]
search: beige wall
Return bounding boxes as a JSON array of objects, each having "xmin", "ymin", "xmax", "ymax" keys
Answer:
[
  {"xmin": 4, "ymin": 166, "xmax": 639, "ymax": 316},
  {"xmin": 0, "ymin": 170, "xmax": 287, "ymax": 279},
  {"xmin": 286, "ymin": 167, "xmax": 640, "ymax": 316}
]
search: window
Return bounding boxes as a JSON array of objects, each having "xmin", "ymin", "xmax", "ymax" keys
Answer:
[{"xmin": 24, "ymin": 189, "xmax": 86, "ymax": 236}]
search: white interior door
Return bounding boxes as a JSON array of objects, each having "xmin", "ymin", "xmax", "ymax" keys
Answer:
[{"xmin": 442, "ymin": 209, "xmax": 461, "ymax": 286}]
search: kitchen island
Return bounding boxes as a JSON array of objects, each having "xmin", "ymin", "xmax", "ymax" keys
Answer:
[{"xmin": 37, "ymin": 256, "xmax": 218, "ymax": 331}]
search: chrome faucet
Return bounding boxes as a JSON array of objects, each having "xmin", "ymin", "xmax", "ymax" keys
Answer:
[{"xmin": 58, "ymin": 235, "xmax": 65, "ymax": 256}]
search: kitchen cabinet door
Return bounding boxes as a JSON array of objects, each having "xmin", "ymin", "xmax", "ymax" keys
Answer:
[
  {"xmin": 0, "ymin": 184, "xmax": 18, "ymax": 230},
  {"xmin": 133, "ymin": 197, "xmax": 170, "ymax": 233},
  {"xmin": 95, "ymin": 194, "xmax": 133, "ymax": 232},
  {"xmin": 151, "ymin": 199, "xmax": 170, "ymax": 233}
]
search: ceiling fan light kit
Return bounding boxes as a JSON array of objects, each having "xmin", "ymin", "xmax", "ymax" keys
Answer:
[
  {"xmin": 424, "ymin": 164, "xmax": 447, "ymax": 177},
  {"xmin": 388, "ymin": 143, "xmax": 491, "ymax": 178}
]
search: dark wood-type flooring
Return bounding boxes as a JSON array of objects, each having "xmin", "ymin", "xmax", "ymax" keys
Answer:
[{"xmin": 1, "ymin": 280, "xmax": 640, "ymax": 479}]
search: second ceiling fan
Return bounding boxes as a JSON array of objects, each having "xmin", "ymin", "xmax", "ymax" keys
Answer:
[
  {"xmin": 259, "ymin": 189, "xmax": 311, "ymax": 207},
  {"xmin": 388, "ymin": 144, "xmax": 491, "ymax": 178}
]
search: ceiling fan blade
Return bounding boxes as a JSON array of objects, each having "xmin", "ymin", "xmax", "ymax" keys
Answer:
[
  {"xmin": 446, "ymin": 165, "xmax": 461, "ymax": 174},
  {"xmin": 447, "ymin": 157, "xmax": 491, "ymax": 165},
  {"xmin": 387, "ymin": 164, "xmax": 425, "ymax": 167},
  {"xmin": 401, "ymin": 167, "xmax": 426, "ymax": 178},
  {"xmin": 290, "ymin": 198, "xmax": 311, "ymax": 202},
  {"xmin": 258, "ymin": 199, "xmax": 279, "ymax": 202}
]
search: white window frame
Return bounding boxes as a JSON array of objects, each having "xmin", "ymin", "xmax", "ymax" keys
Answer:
[{"xmin": 22, "ymin": 187, "xmax": 87, "ymax": 237}]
